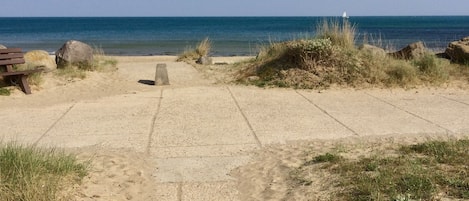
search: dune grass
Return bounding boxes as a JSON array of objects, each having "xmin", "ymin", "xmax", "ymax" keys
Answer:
[
  {"xmin": 236, "ymin": 19, "xmax": 464, "ymax": 89},
  {"xmin": 316, "ymin": 19, "xmax": 356, "ymax": 50},
  {"xmin": 292, "ymin": 139, "xmax": 469, "ymax": 200},
  {"xmin": 10, "ymin": 63, "xmax": 44, "ymax": 87},
  {"xmin": 0, "ymin": 142, "xmax": 88, "ymax": 201},
  {"xmin": 177, "ymin": 37, "xmax": 212, "ymax": 62}
]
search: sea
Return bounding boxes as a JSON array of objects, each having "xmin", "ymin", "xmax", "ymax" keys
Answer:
[{"xmin": 0, "ymin": 16, "xmax": 468, "ymax": 56}]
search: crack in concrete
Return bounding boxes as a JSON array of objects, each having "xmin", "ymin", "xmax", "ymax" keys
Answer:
[
  {"xmin": 295, "ymin": 90, "xmax": 360, "ymax": 136},
  {"xmin": 227, "ymin": 87, "xmax": 263, "ymax": 148},
  {"xmin": 439, "ymin": 95, "xmax": 469, "ymax": 107},
  {"xmin": 33, "ymin": 103, "xmax": 76, "ymax": 146},
  {"xmin": 177, "ymin": 182, "xmax": 183, "ymax": 201},
  {"xmin": 365, "ymin": 92, "xmax": 454, "ymax": 134},
  {"xmin": 146, "ymin": 89, "xmax": 164, "ymax": 155}
]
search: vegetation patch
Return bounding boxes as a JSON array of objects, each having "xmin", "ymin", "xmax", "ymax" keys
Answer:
[
  {"xmin": 236, "ymin": 19, "xmax": 465, "ymax": 89},
  {"xmin": 11, "ymin": 64, "xmax": 44, "ymax": 86},
  {"xmin": 0, "ymin": 87, "xmax": 11, "ymax": 96},
  {"xmin": 177, "ymin": 37, "xmax": 212, "ymax": 62},
  {"xmin": 292, "ymin": 139, "xmax": 469, "ymax": 200},
  {"xmin": 0, "ymin": 142, "xmax": 89, "ymax": 201}
]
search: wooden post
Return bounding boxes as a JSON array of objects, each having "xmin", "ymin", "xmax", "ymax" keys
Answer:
[{"xmin": 155, "ymin": 63, "xmax": 169, "ymax": 85}]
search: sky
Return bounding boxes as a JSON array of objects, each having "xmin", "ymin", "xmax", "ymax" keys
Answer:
[{"xmin": 1, "ymin": 0, "xmax": 469, "ymax": 17}]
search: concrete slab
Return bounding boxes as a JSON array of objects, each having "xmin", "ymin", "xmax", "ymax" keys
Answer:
[
  {"xmin": 38, "ymin": 133, "xmax": 148, "ymax": 152},
  {"xmin": 228, "ymin": 87, "xmax": 354, "ymax": 144},
  {"xmin": 182, "ymin": 182, "xmax": 240, "ymax": 201},
  {"xmin": 153, "ymin": 156, "xmax": 251, "ymax": 183},
  {"xmin": 153, "ymin": 144, "xmax": 259, "ymax": 158},
  {"xmin": 119, "ymin": 61, "xmax": 210, "ymax": 87},
  {"xmin": 299, "ymin": 90, "xmax": 447, "ymax": 136},
  {"xmin": 440, "ymin": 93, "xmax": 469, "ymax": 106},
  {"xmin": 152, "ymin": 183, "xmax": 179, "ymax": 201},
  {"xmin": 151, "ymin": 87, "xmax": 257, "ymax": 150},
  {"xmin": 44, "ymin": 93, "xmax": 160, "ymax": 137},
  {"xmin": 367, "ymin": 90, "xmax": 469, "ymax": 134},
  {"xmin": 0, "ymin": 104, "xmax": 72, "ymax": 144}
]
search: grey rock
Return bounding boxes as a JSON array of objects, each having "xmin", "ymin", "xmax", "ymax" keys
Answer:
[
  {"xmin": 389, "ymin": 41, "xmax": 426, "ymax": 60},
  {"xmin": 445, "ymin": 36, "xmax": 469, "ymax": 63},
  {"xmin": 55, "ymin": 40, "xmax": 94, "ymax": 69}
]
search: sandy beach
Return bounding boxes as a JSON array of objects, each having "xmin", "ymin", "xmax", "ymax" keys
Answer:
[{"xmin": 1, "ymin": 55, "xmax": 469, "ymax": 200}]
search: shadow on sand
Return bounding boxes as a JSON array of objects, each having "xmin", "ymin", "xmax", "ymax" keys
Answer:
[{"xmin": 138, "ymin": 80, "xmax": 155, "ymax": 86}]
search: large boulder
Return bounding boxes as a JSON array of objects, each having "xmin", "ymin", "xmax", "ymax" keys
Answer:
[
  {"xmin": 55, "ymin": 40, "xmax": 94, "ymax": 69},
  {"xmin": 0, "ymin": 44, "xmax": 6, "ymax": 49},
  {"xmin": 445, "ymin": 36, "xmax": 469, "ymax": 63},
  {"xmin": 389, "ymin": 41, "xmax": 426, "ymax": 60},
  {"xmin": 22, "ymin": 50, "xmax": 57, "ymax": 72}
]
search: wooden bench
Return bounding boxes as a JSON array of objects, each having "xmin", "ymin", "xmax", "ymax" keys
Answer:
[{"xmin": 0, "ymin": 48, "xmax": 43, "ymax": 94}]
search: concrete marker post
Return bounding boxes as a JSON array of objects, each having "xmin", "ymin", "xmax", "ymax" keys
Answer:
[{"xmin": 155, "ymin": 63, "xmax": 169, "ymax": 85}]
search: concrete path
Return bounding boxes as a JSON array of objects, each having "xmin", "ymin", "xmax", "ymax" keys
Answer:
[{"xmin": 1, "ymin": 61, "xmax": 469, "ymax": 200}]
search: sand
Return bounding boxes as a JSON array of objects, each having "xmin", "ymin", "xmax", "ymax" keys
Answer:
[
  {"xmin": 1, "ymin": 55, "xmax": 469, "ymax": 200},
  {"xmin": 232, "ymin": 133, "xmax": 469, "ymax": 200}
]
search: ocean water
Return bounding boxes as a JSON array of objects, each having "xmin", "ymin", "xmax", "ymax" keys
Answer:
[{"xmin": 0, "ymin": 16, "xmax": 468, "ymax": 56}]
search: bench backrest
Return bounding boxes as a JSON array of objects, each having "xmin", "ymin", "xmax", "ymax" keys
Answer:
[{"xmin": 0, "ymin": 48, "xmax": 25, "ymax": 66}]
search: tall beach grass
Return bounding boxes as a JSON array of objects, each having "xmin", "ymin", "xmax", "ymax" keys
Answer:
[
  {"xmin": 0, "ymin": 142, "xmax": 88, "ymax": 201},
  {"xmin": 177, "ymin": 37, "xmax": 212, "ymax": 62}
]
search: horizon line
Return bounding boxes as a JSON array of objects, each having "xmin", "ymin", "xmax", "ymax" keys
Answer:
[{"xmin": 1, "ymin": 15, "xmax": 469, "ymax": 18}]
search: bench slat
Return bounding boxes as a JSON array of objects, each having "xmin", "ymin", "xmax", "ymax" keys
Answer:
[
  {"xmin": 0, "ymin": 52, "xmax": 24, "ymax": 60},
  {"xmin": 0, "ymin": 69, "xmax": 43, "ymax": 76},
  {"xmin": 0, "ymin": 58, "xmax": 25, "ymax": 66},
  {"xmin": 0, "ymin": 48, "xmax": 22, "ymax": 54},
  {"xmin": 0, "ymin": 48, "xmax": 43, "ymax": 95}
]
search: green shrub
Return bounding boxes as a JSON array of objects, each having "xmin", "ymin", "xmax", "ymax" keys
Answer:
[
  {"xmin": 412, "ymin": 53, "xmax": 448, "ymax": 83},
  {"xmin": 385, "ymin": 60, "xmax": 417, "ymax": 86}
]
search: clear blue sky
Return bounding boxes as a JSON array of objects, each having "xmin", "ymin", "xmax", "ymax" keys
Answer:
[{"xmin": 2, "ymin": 0, "xmax": 468, "ymax": 17}]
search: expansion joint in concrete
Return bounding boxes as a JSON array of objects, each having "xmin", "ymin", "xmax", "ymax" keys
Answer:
[
  {"xmin": 439, "ymin": 95, "xmax": 469, "ymax": 107},
  {"xmin": 295, "ymin": 90, "xmax": 360, "ymax": 136},
  {"xmin": 146, "ymin": 89, "xmax": 164, "ymax": 155},
  {"xmin": 177, "ymin": 182, "xmax": 183, "ymax": 201},
  {"xmin": 226, "ymin": 87, "xmax": 263, "ymax": 148},
  {"xmin": 33, "ymin": 103, "xmax": 76, "ymax": 146},
  {"xmin": 365, "ymin": 92, "xmax": 454, "ymax": 134}
]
